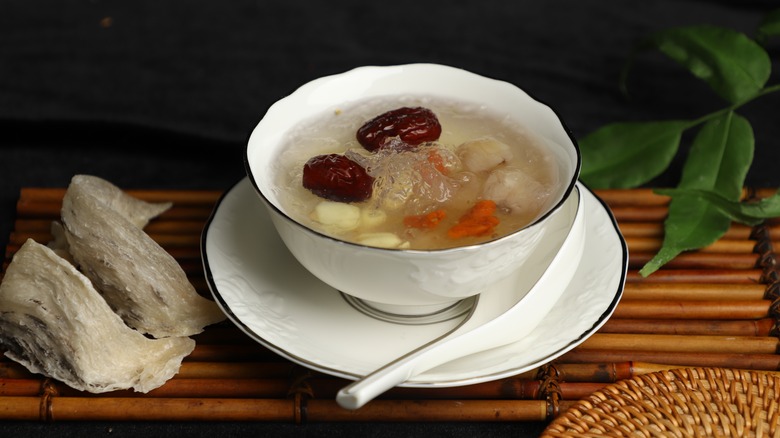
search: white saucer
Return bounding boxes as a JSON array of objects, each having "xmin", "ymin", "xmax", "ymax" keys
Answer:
[{"xmin": 201, "ymin": 178, "xmax": 627, "ymax": 387}]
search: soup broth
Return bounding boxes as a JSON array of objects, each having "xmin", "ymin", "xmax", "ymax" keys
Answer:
[{"xmin": 274, "ymin": 96, "xmax": 561, "ymax": 250}]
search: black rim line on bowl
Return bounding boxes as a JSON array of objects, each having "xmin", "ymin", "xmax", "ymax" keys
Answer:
[
  {"xmin": 242, "ymin": 67, "xmax": 583, "ymax": 254},
  {"xmin": 198, "ymin": 179, "xmax": 627, "ymax": 386}
]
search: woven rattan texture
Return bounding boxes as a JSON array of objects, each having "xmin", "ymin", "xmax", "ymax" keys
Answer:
[{"xmin": 543, "ymin": 367, "xmax": 780, "ymax": 437}]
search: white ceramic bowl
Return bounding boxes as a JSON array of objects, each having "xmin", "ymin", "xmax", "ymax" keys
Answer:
[{"xmin": 245, "ymin": 64, "xmax": 580, "ymax": 315}]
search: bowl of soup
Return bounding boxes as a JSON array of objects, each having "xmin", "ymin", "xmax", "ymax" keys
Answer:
[{"xmin": 245, "ymin": 64, "xmax": 580, "ymax": 317}]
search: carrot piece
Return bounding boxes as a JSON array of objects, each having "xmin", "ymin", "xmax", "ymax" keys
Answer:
[
  {"xmin": 404, "ymin": 209, "xmax": 447, "ymax": 229},
  {"xmin": 447, "ymin": 200, "xmax": 500, "ymax": 239},
  {"xmin": 468, "ymin": 199, "xmax": 497, "ymax": 219}
]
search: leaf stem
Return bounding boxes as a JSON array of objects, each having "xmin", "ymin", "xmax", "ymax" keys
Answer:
[{"xmin": 687, "ymin": 83, "xmax": 780, "ymax": 128}]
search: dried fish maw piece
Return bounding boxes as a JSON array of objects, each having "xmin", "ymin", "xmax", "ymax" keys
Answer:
[
  {"xmin": 68, "ymin": 175, "xmax": 172, "ymax": 228},
  {"xmin": 62, "ymin": 185, "xmax": 225, "ymax": 338},
  {"xmin": 0, "ymin": 239, "xmax": 195, "ymax": 393},
  {"xmin": 48, "ymin": 175, "xmax": 168, "ymax": 265}
]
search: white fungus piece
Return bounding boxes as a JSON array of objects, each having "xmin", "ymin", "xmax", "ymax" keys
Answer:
[
  {"xmin": 456, "ymin": 137, "xmax": 514, "ymax": 173},
  {"xmin": 61, "ymin": 176, "xmax": 226, "ymax": 338},
  {"xmin": 482, "ymin": 167, "xmax": 550, "ymax": 216},
  {"xmin": 0, "ymin": 239, "xmax": 195, "ymax": 393},
  {"xmin": 349, "ymin": 145, "xmax": 462, "ymax": 214}
]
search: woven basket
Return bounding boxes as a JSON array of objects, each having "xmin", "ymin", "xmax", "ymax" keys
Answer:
[{"xmin": 543, "ymin": 367, "xmax": 780, "ymax": 438}]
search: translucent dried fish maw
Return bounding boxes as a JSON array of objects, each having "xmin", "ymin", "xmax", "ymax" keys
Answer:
[
  {"xmin": 48, "ymin": 175, "xmax": 170, "ymax": 265},
  {"xmin": 0, "ymin": 239, "xmax": 195, "ymax": 393},
  {"xmin": 61, "ymin": 182, "xmax": 226, "ymax": 338},
  {"xmin": 68, "ymin": 174, "xmax": 172, "ymax": 229}
]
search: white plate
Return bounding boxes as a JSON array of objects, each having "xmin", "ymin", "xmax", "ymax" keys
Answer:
[{"xmin": 201, "ymin": 178, "xmax": 627, "ymax": 387}]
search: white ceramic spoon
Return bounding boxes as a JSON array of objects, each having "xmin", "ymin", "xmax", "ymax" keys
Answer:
[{"xmin": 336, "ymin": 185, "xmax": 586, "ymax": 409}]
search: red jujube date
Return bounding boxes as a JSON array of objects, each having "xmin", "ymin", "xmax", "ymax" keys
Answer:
[
  {"xmin": 356, "ymin": 107, "xmax": 442, "ymax": 152},
  {"xmin": 302, "ymin": 154, "xmax": 374, "ymax": 202}
]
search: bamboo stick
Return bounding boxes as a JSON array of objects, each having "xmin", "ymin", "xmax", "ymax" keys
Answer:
[
  {"xmin": 305, "ymin": 399, "xmax": 550, "ymax": 422},
  {"xmin": 592, "ymin": 189, "xmax": 670, "ymax": 206},
  {"xmin": 628, "ymin": 252, "xmax": 759, "ymax": 270},
  {"xmin": 558, "ymin": 350, "xmax": 780, "ymax": 370},
  {"xmin": 0, "ymin": 397, "xmax": 41, "ymax": 421},
  {"xmin": 626, "ymin": 269, "xmax": 765, "ymax": 284},
  {"xmin": 622, "ymin": 283, "xmax": 767, "ymax": 301},
  {"xmin": 598, "ymin": 318, "xmax": 776, "ymax": 336},
  {"xmin": 551, "ymin": 362, "xmax": 679, "ymax": 382},
  {"xmin": 753, "ymin": 188, "xmax": 779, "ymax": 199},
  {"xmin": 577, "ymin": 334, "xmax": 779, "ymax": 354},
  {"xmin": 116, "ymin": 378, "xmax": 293, "ymax": 399},
  {"xmin": 616, "ymin": 222, "xmax": 754, "ymax": 239},
  {"xmin": 592, "ymin": 187, "xmax": 771, "ymax": 206},
  {"xmin": 47, "ymin": 397, "xmax": 295, "ymax": 422},
  {"xmin": 627, "ymin": 237, "xmax": 757, "ymax": 254},
  {"xmin": 0, "ymin": 395, "xmax": 555, "ymax": 422},
  {"xmin": 176, "ymin": 362, "xmax": 297, "ymax": 379},
  {"xmin": 306, "ymin": 376, "xmax": 539, "ymax": 400},
  {"xmin": 0, "ymin": 378, "xmax": 292, "ymax": 399},
  {"xmin": 609, "ymin": 206, "xmax": 669, "ymax": 222},
  {"xmin": 611, "ymin": 300, "xmax": 770, "ymax": 319},
  {"xmin": 306, "ymin": 378, "xmax": 608, "ymax": 402},
  {"xmin": 0, "ymin": 379, "xmax": 45, "ymax": 397}
]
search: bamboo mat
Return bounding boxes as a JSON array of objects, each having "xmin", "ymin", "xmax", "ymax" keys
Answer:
[{"xmin": 1, "ymin": 186, "xmax": 779, "ymax": 423}]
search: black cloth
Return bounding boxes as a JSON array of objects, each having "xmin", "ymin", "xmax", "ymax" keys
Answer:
[{"xmin": 1, "ymin": 1, "xmax": 778, "ymax": 436}]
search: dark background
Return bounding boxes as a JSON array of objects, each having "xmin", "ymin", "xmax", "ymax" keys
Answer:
[{"xmin": 1, "ymin": 1, "xmax": 779, "ymax": 436}]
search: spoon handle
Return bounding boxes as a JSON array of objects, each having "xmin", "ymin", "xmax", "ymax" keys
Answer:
[
  {"xmin": 336, "ymin": 356, "xmax": 418, "ymax": 410},
  {"xmin": 336, "ymin": 324, "xmax": 479, "ymax": 410}
]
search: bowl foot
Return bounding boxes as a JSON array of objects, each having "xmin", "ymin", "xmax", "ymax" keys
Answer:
[{"xmin": 340, "ymin": 293, "xmax": 474, "ymax": 325}]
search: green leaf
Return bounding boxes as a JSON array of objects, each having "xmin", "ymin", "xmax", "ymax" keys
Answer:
[
  {"xmin": 579, "ymin": 120, "xmax": 690, "ymax": 189},
  {"xmin": 677, "ymin": 112, "xmax": 754, "ymax": 195},
  {"xmin": 640, "ymin": 112, "xmax": 754, "ymax": 276},
  {"xmin": 646, "ymin": 25, "xmax": 771, "ymax": 104},
  {"xmin": 757, "ymin": 9, "xmax": 780, "ymax": 43},
  {"xmin": 654, "ymin": 188, "xmax": 780, "ymax": 226},
  {"xmin": 639, "ymin": 198, "xmax": 732, "ymax": 276}
]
